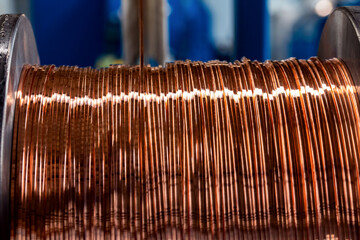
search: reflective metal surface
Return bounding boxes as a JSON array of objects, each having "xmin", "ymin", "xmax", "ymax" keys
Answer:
[
  {"xmin": 318, "ymin": 6, "xmax": 360, "ymax": 92},
  {"xmin": 0, "ymin": 14, "xmax": 39, "ymax": 237}
]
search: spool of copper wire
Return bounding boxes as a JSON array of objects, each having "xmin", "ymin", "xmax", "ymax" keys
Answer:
[
  {"xmin": 9, "ymin": 57, "xmax": 360, "ymax": 239},
  {"xmin": 2, "ymin": 5, "xmax": 360, "ymax": 240}
]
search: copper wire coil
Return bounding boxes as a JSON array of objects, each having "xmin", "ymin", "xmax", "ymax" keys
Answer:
[{"xmin": 9, "ymin": 58, "xmax": 360, "ymax": 239}]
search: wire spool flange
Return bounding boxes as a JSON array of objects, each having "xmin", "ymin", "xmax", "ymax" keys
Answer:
[{"xmin": 0, "ymin": 14, "xmax": 39, "ymax": 238}]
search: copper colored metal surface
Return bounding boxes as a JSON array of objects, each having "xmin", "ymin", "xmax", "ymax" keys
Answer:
[{"xmin": 10, "ymin": 58, "xmax": 360, "ymax": 239}]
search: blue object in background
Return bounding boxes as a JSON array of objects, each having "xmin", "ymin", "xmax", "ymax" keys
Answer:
[
  {"xmin": 31, "ymin": 0, "xmax": 272, "ymax": 65},
  {"xmin": 31, "ymin": 0, "xmax": 105, "ymax": 67},
  {"xmin": 235, "ymin": 0, "xmax": 270, "ymax": 61},
  {"xmin": 168, "ymin": 0, "xmax": 216, "ymax": 61},
  {"xmin": 339, "ymin": 0, "xmax": 360, "ymax": 7},
  {"xmin": 289, "ymin": 15, "xmax": 325, "ymax": 59},
  {"xmin": 104, "ymin": 0, "xmax": 122, "ymax": 58}
]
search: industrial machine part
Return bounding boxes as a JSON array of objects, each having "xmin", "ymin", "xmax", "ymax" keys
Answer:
[
  {"xmin": 0, "ymin": 14, "xmax": 39, "ymax": 237},
  {"xmin": 122, "ymin": 0, "xmax": 168, "ymax": 65},
  {"xmin": 318, "ymin": 6, "xmax": 360, "ymax": 98},
  {"xmin": 1, "ymin": 6, "xmax": 360, "ymax": 239}
]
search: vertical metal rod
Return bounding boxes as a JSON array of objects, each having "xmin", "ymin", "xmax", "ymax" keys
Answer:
[{"xmin": 139, "ymin": 0, "xmax": 144, "ymax": 71}]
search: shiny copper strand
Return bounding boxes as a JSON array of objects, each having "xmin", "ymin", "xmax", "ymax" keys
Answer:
[{"xmin": 10, "ymin": 58, "xmax": 360, "ymax": 239}]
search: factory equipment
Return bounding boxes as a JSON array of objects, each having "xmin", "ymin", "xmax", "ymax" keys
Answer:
[{"xmin": 1, "ymin": 6, "xmax": 360, "ymax": 239}]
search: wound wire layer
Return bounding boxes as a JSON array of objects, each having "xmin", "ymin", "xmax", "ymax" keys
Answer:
[{"xmin": 10, "ymin": 58, "xmax": 360, "ymax": 239}]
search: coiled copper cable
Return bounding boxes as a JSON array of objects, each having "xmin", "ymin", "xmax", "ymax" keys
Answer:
[{"xmin": 9, "ymin": 58, "xmax": 360, "ymax": 239}]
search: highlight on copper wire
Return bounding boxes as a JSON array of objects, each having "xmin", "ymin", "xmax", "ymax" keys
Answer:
[{"xmin": 10, "ymin": 58, "xmax": 360, "ymax": 239}]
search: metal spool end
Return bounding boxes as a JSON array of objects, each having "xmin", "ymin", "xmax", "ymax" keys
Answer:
[
  {"xmin": 0, "ymin": 14, "xmax": 39, "ymax": 237},
  {"xmin": 318, "ymin": 6, "xmax": 360, "ymax": 92}
]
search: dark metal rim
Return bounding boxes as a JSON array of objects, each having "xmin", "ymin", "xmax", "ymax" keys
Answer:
[
  {"xmin": 0, "ymin": 14, "xmax": 39, "ymax": 238},
  {"xmin": 318, "ymin": 6, "xmax": 360, "ymax": 90}
]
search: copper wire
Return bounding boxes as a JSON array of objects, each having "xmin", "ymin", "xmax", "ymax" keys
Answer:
[{"xmin": 9, "ymin": 58, "xmax": 360, "ymax": 239}]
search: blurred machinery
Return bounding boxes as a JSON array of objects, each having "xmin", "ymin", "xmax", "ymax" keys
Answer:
[{"xmin": 122, "ymin": 0, "xmax": 168, "ymax": 65}]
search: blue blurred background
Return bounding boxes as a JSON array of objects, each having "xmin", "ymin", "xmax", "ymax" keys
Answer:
[{"xmin": 0, "ymin": 0, "xmax": 359, "ymax": 67}]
